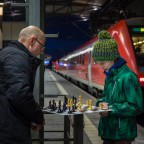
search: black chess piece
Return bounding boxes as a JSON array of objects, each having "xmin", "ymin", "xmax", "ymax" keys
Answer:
[
  {"xmin": 64, "ymin": 95, "xmax": 68, "ymax": 104},
  {"xmin": 57, "ymin": 100, "xmax": 62, "ymax": 113},
  {"xmin": 51, "ymin": 99, "xmax": 57, "ymax": 111},
  {"xmin": 62, "ymin": 101, "xmax": 67, "ymax": 112},
  {"xmin": 72, "ymin": 105, "xmax": 75, "ymax": 112},
  {"xmin": 73, "ymin": 96, "xmax": 77, "ymax": 109},
  {"xmin": 48, "ymin": 100, "xmax": 52, "ymax": 109},
  {"xmin": 68, "ymin": 106, "xmax": 72, "ymax": 114}
]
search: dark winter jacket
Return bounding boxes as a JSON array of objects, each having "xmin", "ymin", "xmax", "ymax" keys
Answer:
[
  {"xmin": 96, "ymin": 64, "xmax": 143, "ymax": 140},
  {"xmin": 0, "ymin": 41, "xmax": 44, "ymax": 144}
]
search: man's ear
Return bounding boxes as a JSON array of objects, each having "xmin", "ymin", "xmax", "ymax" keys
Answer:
[{"xmin": 30, "ymin": 37, "xmax": 35, "ymax": 45}]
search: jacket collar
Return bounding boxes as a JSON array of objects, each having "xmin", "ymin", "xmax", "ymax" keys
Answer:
[
  {"xmin": 8, "ymin": 40, "xmax": 42, "ymax": 66},
  {"xmin": 104, "ymin": 57, "xmax": 126, "ymax": 77},
  {"xmin": 110, "ymin": 64, "xmax": 127, "ymax": 75}
]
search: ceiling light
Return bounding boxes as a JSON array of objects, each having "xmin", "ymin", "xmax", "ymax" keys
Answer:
[
  {"xmin": 0, "ymin": 7, "xmax": 3, "ymax": 16},
  {"xmin": 93, "ymin": 7, "xmax": 98, "ymax": 11}
]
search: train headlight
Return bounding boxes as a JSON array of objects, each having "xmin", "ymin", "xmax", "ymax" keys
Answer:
[
  {"xmin": 138, "ymin": 76, "xmax": 144, "ymax": 87},
  {"xmin": 139, "ymin": 77, "xmax": 144, "ymax": 82}
]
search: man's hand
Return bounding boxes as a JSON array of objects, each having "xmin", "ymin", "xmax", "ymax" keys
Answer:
[
  {"xmin": 31, "ymin": 120, "xmax": 45, "ymax": 131},
  {"xmin": 31, "ymin": 123, "xmax": 43, "ymax": 131}
]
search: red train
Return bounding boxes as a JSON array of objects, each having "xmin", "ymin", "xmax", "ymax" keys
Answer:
[{"xmin": 52, "ymin": 18, "xmax": 144, "ymax": 125}]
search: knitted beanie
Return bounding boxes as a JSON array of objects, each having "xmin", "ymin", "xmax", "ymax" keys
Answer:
[{"xmin": 92, "ymin": 30, "xmax": 120, "ymax": 62}]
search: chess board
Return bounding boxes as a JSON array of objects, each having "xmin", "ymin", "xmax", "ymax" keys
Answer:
[{"xmin": 42, "ymin": 106, "xmax": 112, "ymax": 115}]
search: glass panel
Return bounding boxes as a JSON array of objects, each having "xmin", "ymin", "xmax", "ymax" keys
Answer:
[{"xmin": 132, "ymin": 36, "xmax": 144, "ymax": 68}]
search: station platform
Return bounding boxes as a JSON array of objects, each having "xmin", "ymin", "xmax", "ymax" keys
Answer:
[{"xmin": 38, "ymin": 69, "xmax": 144, "ymax": 144}]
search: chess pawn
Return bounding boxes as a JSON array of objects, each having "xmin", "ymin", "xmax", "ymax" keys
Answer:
[
  {"xmin": 86, "ymin": 100, "xmax": 89, "ymax": 107},
  {"xmin": 99, "ymin": 102, "xmax": 103, "ymax": 110},
  {"xmin": 51, "ymin": 99, "xmax": 57, "ymax": 111},
  {"xmin": 88, "ymin": 100, "xmax": 92, "ymax": 110}
]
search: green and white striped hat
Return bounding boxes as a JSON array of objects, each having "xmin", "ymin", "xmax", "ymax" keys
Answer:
[{"xmin": 92, "ymin": 30, "xmax": 120, "ymax": 62}]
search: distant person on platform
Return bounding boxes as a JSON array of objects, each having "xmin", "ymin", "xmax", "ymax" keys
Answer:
[
  {"xmin": 0, "ymin": 26, "xmax": 45, "ymax": 144},
  {"xmin": 92, "ymin": 30, "xmax": 143, "ymax": 144}
]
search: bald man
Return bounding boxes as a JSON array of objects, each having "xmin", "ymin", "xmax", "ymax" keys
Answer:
[{"xmin": 0, "ymin": 26, "xmax": 45, "ymax": 144}]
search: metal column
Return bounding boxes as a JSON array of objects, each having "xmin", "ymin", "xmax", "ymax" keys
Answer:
[{"xmin": 27, "ymin": 1, "xmax": 45, "ymax": 143}]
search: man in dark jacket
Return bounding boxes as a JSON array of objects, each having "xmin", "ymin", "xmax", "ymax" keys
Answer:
[{"xmin": 0, "ymin": 26, "xmax": 45, "ymax": 144}]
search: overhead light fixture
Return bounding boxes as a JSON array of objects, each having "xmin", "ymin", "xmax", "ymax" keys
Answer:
[
  {"xmin": 0, "ymin": 3, "xmax": 4, "ymax": 16},
  {"xmin": 93, "ymin": 7, "xmax": 98, "ymax": 11},
  {"xmin": 45, "ymin": 33, "xmax": 59, "ymax": 38},
  {"xmin": 80, "ymin": 15, "xmax": 88, "ymax": 21},
  {"xmin": 0, "ymin": 7, "xmax": 3, "ymax": 16},
  {"xmin": 11, "ymin": 3, "xmax": 28, "ymax": 7},
  {"xmin": 0, "ymin": 3, "xmax": 4, "ymax": 6}
]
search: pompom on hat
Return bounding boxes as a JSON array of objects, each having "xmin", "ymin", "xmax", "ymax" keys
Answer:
[{"xmin": 92, "ymin": 30, "xmax": 120, "ymax": 62}]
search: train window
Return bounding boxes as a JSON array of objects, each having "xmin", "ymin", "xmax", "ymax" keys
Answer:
[
  {"xmin": 78, "ymin": 54, "xmax": 83, "ymax": 64},
  {"xmin": 77, "ymin": 55, "xmax": 79, "ymax": 64},
  {"xmin": 132, "ymin": 36, "xmax": 144, "ymax": 68},
  {"xmin": 128, "ymin": 26, "xmax": 144, "ymax": 70},
  {"xmin": 71, "ymin": 57, "xmax": 76, "ymax": 66},
  {"xmin": 79, "ymin": 55, "xmax": 81, "ymax": 64},
  {"xmin": 81, "ymin": 54, "xmax": 85, "ymax": 64},
  {"xmin": 89, "ymin": 51, "xmax": 92, "ymax": 64}
]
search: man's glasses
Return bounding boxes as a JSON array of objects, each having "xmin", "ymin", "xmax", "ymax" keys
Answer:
[{"xmin": 35, "ymin": 38, "xmax": 45, "ymax": 49}]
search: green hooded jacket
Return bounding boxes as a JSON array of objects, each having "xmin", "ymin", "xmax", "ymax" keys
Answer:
[{"xmin": 96, "ymin": 64, "xmax": 144, "ymax": 140}]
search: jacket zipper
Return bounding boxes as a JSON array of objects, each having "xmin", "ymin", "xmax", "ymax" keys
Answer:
[{"xmin": 112, "ymin": 80, "xmax": 121, "ymax": 128}]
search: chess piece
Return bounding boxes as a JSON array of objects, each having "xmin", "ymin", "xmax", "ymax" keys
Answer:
[
  {"xmin": 67, "ymin": 99, "xmax": 72, "ymax": 114},
  {"xmin": 72, "ymin": 104, "xmax": 75, "ymax": 112},
  {"xmin": 48, "ymin": 100, "xmax": 52, "ymax": 109},
  {"xmin": 62, "ymin": 101, "xmax": 67, "ymax": 111},
  {"xmin": 68, "ymin": 106, "xmax": 71, "ymax": 114},
  {"xmin": 57, "ymin": 100, "xmax": 62, "ymax": 113},
  {"xmin": 99, "ymin": 102, "xmax": 103, "ymax": 110},
  {"xmin": 51, "ymin": 99, "xmax": 57, "ymax": 111},
  {"xmin": 73, "ymin": 96, "xmax": 77, "ymax": 109},
  {"xmin": 86, "ymin": 100, "xmax": 89, "ymax": 106},
  {"xmin": 77, "ymin": 102, "xmax": 81, "ymax": 111},
  {"xmin": 64, "ymin": 95, "xmax": 68, "ymax": 104},
  {"xmin": 88, "ymin": 100, "xmax": 92, "ymax": 110}
]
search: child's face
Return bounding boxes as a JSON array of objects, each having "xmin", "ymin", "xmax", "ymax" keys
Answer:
[{"xmin": 97, "ymin": 61, "xmax": 114, "ymax": 72}]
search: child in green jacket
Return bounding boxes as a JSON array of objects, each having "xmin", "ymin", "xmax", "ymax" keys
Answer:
[{"xmin": 92, "ymin": 30, "xmax": 144, "ymax": 144}]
